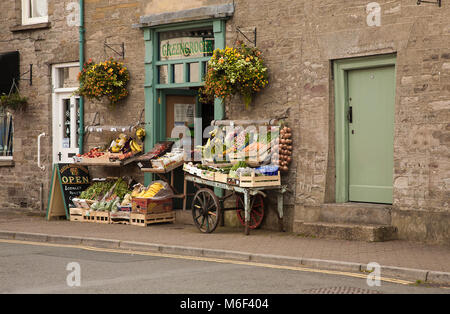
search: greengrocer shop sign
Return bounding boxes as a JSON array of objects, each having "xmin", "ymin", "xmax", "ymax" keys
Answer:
[{"xmin": 161, "ymin": 39, "xmax": 214, "ymax": 59}]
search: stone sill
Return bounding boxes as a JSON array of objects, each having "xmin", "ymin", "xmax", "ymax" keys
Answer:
[
  {"xmin": 0, "ymin": 160, "xmax": 14, "ymax": 167},
  {"xmin": 10, "ymin": 22, "xmax": 51, "ymax": 32}
]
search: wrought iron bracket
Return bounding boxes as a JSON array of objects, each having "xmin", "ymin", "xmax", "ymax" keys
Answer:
[
  {"xmin": 104, "ymin": 39, "xmax": 125, "ymax": 59},
  {"xmin": 18, "ymin": 64, "xmax": 33, "ymax": 86},
  {"xmin": 417, "ymin": 0, "xmax": 441, "ymax": 7},
  {"xmin": 236, "ymin": 26, "xmax": 257, "ymax": 46}
]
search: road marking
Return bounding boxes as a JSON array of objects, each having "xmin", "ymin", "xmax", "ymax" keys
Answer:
[{"xmin": 0, "ymin": 238, "xmax": 414, "ymax": 285}]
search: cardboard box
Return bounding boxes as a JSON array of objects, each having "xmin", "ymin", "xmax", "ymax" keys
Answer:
[{"xmin": 131, "ymin": 197, "xmax": 173, "ymax": 214}]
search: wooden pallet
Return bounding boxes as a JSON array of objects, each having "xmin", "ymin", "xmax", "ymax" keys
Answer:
[
  {"xmin": 239, "ymin": 171, "xmax": 281, "ymax": 187},
  {"xmin": 94, "ymin": 211, "xmax": 110, "ymax": 224},
  {"xmin": 82, "ymin": 210, "xmax": 96, "ymax": 223},
  {"xmin": 69, "ymin": 208, "xmax": 84, "ymax": 222},
  {"xmin": 110, "ymin": 211, "xmax": 131, "ymax": 225},
  {"xmin": 130, "ymin": 211, "xmax": 175, "ymax": 227},
  {"xmin": 110, "ymin": 218, "xmax": 130, "ymax": 225}
]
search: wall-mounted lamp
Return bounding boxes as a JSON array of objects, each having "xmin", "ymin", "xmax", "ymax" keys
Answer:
[{"xmin": 417, "ymin": 0, "xmax": 442, "ymax": 7}]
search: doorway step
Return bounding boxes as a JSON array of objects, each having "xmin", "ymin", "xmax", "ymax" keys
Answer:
[{"xmin": 293, "ymin": 203, "xmax": 398, "ymax": 242}]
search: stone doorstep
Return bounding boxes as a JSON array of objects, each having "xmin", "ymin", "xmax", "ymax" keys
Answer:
[
  {"xmin": 0, "ymin": 230, "xmax": 449, "ymax": 285},
  {"xmin": 319, "ymin": 203, "xmax": 393, "ymax": 225},
  {"xmin": 293, "ymin": 221, "xmax": 398, "ymax": 242}
]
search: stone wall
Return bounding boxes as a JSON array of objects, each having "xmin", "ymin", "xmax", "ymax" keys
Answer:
[
  {"xmin": 0, "ymin": 0, "xmax": 78, "ymax": 211},
  {"xmin": 224, "ymin": 0, "xmax": 450, "ymax": 242}
]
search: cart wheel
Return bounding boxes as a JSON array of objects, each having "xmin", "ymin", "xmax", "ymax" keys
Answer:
[
  {"xmin": 236, "ymin": 194, "xmax": 265, "ymax": 229},
  {"xmin": 191, "ymin": 188, "xmax": 221, "ymax": 233}
]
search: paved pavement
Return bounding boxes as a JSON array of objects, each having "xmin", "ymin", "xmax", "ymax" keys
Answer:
[
  {"xmin": 1, "ymin": 242, "xmax": 448, "ymax": 294},
  {"xmin": 0, "ymin": 210, "xmax": 449, "ymax": 285}
]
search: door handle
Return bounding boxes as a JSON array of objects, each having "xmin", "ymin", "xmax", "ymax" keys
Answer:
[{"xmin": 347, "ymin": 106, "xmax": 353, "ymax": 123}]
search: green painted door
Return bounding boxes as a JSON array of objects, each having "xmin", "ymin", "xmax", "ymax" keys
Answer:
[{"xmin": 347, "ymin": 66, "xmax": 395, "ymax": 204}]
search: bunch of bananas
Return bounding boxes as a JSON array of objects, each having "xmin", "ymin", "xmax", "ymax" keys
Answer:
[
  {"xmin": 130, "ymin": 139, "xmax": 143, "ymax": 153},
  {"xmin": 110, "ymin": 134, "xmax": 128, "ymax": 153},
  {"xmin": 131, "ymin": 184, "xmax": 144, "ymax": 198},
  {"xmin": 136, "ymin": 128, "xmax": 146, "ymax": 140},
  {"xmin": 136, "ymin": 182, "xmax": 164, "ymax": 198}
]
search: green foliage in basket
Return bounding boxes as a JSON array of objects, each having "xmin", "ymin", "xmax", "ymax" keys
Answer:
[
  {"xmin": 0, "ymin": 92, "xmax": 28, "ymax": 111},
  {"xmin": 199, "ymin": 43, "xmax": 268, "ymax": 109},
  {"xmin": 76, "ymin": 58, "xmax": 130, "ymax": 105}
]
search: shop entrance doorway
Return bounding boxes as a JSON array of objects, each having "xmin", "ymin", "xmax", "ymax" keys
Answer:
[{"xmin": 161, "ymin": 88, "xmax": 214, "ymax": 209}]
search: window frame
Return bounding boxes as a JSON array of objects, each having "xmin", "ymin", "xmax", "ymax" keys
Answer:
[
  {"xmin": 0, "ymin": 112, "xmax": 14, "ymax": 161},
  {"xmin": 21, "ymin": 0, "xmax": 48, "ymax": 26}
]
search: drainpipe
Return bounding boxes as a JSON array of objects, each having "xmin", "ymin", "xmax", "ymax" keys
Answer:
[{"xmin": 78, "ymin": 0, "xmax": 85, "ymax": 154}]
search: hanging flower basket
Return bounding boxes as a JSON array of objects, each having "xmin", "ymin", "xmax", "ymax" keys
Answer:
[
  {"xmin": 76, "ymin": 58, "xmax": 130, "ymax": 105},
  {"xmin": 200, "ymin": 43, "xmax": 269, "ymax": 109},
  {"xmin": 0, "ymin": 92, "xmax": 28, "ymax": 112},
  {"xmin": 0, "ymin": 79, "xmax": 28, "ymax": 112}
]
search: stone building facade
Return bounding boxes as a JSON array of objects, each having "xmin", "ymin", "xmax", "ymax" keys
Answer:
[
  {"xmin": 0, "ymin": 0, "xmax": 79, "ymax": 211},
  {"xmin": 0, "ymin": 0, "xmax": 449, "ymax": 244}
]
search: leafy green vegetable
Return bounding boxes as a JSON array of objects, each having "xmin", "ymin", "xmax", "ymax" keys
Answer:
[
  {"xmin": 231, "ymin": 161, "xmax": 248, "ymax": 171},
  {"xmin": 113, "ymin": 178, "xmax": 130, "ymax": 199},
  {"xmin": 80, "ymin": 181, "xmax": 115, "ymax": 200}
]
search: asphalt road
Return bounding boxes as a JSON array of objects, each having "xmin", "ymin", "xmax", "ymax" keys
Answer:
[{"xmin": 0, "ymin": 241, "xmax": 448, "ymax": 295}]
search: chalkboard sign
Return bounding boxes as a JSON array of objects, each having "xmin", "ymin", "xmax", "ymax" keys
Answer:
[{"xmin": 46, "ymin": 163, "xmax": 90, "ymax": 220}]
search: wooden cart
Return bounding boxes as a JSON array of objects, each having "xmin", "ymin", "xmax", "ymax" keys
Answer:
[{"xmin": 184, "ymin": 174, "xmax": 288, "ymax": 235}]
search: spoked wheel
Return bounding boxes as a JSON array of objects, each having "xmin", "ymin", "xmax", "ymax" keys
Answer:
[
  {"xmin": 236, "ymin": 194, "xmax": 265, "ymax": 230},
  {"xmin": 191, "ymin": 188, "xmax": 221, "ymax": 233}
]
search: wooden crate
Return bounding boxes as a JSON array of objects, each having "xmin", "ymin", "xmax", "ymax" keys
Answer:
[
  {"xmin": 239, "ymin": 171, "xmax": 281, "ymax": 187},
  {"xmin": 132, "ymin": 197, "xmax": 173, "ymax": 214},
  {"xmin": 69, "ymin": 208, "xmax": 84, "ymax": 222},
  {"xmin": 82, "ymin": 210, "xmax": 96, "ymax": 223},
  {"xmin": 200, "ymin": 170, "xmax": 215, "ymax": 181},
  {"xmin": 94, "ymin": 211, "xmax": 110, "ymax": 224},
  {"xmin": 130, "ymin": 211, "xmax": 175, "ymax": 227},
  {"xmin": 214, "ymin": 172, "xmax": 228, "ymax": 183}
]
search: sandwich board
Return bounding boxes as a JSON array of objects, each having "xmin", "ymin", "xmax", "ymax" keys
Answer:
[{"xmin": 46, "ymin": 163, "xmax": 90, "ymax": 220}]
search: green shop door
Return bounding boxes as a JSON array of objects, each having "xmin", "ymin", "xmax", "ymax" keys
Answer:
[{"xmin": 347, "ymin": 65, "xmax": 395, "ymax": 204}]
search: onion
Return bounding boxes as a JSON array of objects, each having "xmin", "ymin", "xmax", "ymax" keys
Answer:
[
  {"xmin": 284, "ymin": 133, "xmax": 292, "ymax": 139},
  {"xmin": 280, "ymin": 139, "xmax": 286, "ymax": 144},
  {"xmin": 282, "ymin": 166, "xmax": 289, "ymax": 171},
  {"xmin": 287, "ymin": 145, "xmax": 292, "ymax": 151},
  {"xmin": 286, "ymin": 157, "xmax": 292, "ymax": 163},
  {"xmin": 286, "ymin": 139, "xmax": 292, "ymax": 144},
  {"xmin": 287, "ymin": 127, "xmax": 292, "ymax": 133}
]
